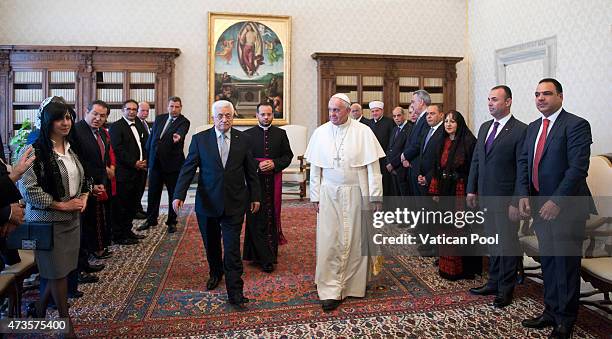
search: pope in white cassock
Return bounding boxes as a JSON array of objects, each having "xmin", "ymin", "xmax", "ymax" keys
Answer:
[{"xmin": 305, "ymin": 93, "xmax": 385, "ymax": 312}]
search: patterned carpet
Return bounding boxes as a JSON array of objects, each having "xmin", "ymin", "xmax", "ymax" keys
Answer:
[{"xmin": 26, "ymin": 201, "xmax": 612, "ymax": 338}]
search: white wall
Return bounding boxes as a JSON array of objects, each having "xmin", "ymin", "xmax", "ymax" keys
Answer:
[
  {"xmin": 468, "ymin": 0, "xmax": 612, "ymax": 155},
  {"xmin": 0, "ymin": 0, "xmax": 468, "ymax": 149}
]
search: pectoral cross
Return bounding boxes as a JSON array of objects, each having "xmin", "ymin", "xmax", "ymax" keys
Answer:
[{"xmin": 333, "ymin": 155, "xmax": 341, "ymax": 167}]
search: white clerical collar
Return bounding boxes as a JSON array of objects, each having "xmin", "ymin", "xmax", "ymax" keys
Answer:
[
  {"xmin": 215, "ymin": 127, "xmax": 231, "ymax": 139},
  {"xmin": 258, "ymin": 123, "xmax": 271, "ymax": 131}
]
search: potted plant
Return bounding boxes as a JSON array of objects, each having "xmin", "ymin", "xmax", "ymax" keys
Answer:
[{"xmin": 9, "ymin": 118, "xmax": 33, "ymax": 163}]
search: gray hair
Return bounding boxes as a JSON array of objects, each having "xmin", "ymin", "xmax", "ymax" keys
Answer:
[
  {"xmin": 212, "ymin": 100, "xmax": 235, "ymax": 116},
  {"xmin": 413, "ymin": 90, "xmax": 431, "ymax": 106}
]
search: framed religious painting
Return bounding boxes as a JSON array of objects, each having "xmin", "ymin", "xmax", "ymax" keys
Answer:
[{"xmin": 208, "ymin": 12, "xmax": 291, "ymax": 125}]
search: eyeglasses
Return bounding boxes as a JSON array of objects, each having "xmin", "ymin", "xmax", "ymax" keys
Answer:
[
  {"xmin": 215, "ymin": 113, "xmax": 233, "ymax": 120},
  {"xmin": 124, "ymin": 108, "xmax": 137, "ymax": 112}
]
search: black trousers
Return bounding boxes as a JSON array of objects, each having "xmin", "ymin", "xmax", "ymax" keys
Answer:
[
  {"xmin": 535, "ymin": 218, "xmax": 585, "ymax": 328},
  {"xmin": 147, "ymin": 161, "xmax": 179, "ymax": 226},
  {"xmin": 484, "ymin": 209, "xmax": 520, "ymax": 296},
  {"xmin": 391, "ymin": 167, "xmax": 410, "ymax": 196},
  {"xmin": 196, "ymin": 212, "xmax": 245, "ymax": 303},
  {"xmin": 112, "ymin": 174, "xmax": 143, "ymax": 239}
]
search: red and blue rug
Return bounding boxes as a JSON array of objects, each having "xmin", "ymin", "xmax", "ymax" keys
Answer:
[{"xmin": 42, "ymin": 201, "xmax": 612, "ymax": 337}]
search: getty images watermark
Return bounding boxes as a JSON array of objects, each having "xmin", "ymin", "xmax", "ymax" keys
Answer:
[{"xmin": 370, "ymin": 207, "xmax": 497, "ymax": 246}]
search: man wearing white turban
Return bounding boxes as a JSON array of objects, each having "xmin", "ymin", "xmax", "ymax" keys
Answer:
[{"xmin": 305, "ymin": 93, "xmax": 385, "ymax": 311}]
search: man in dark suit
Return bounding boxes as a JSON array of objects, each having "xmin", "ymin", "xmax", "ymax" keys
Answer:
[
  {"xmin": 368, "ymin": 100, "xmax": 395, "ymax": 196},
  {"xmin": 173, "ymin": 100, "xmax": 260, "ymax": 309},
  {"xmin": 517, "ymin": 78, "xmax": 594, "ymax": 339},
  {"xmin": 401, "ymin": 90, "xmax": 432, "ymax": 197},
  {"xmin": 0, "ymin": 138, "xmax": 31, "ymax": 266},
  {"xmin": 385, "ymin": 106, "xmax": 412, "ymax": 196},
  {"xmin": 415, "ymin": 104, "xmax": 445, "ymax": 256},
  {"xmin": 466, "ymin": 85, "xmax": 527, "ymax": 308},
  {"xmin": 109, "ymin": 99, "xmax": 148, "ymax": 245},
  {"xmin": 416, "ymin": 104, "xmax": 445, "ymax": 195},
  {"xmin": 73, "ymin": 100, "xmax": 114, "ymax": 280},
  {"xmin": 141, "ymin": 96, "xmax": 190, "ymax": 233},
  {"xmin": 134, "ymin": 101, "xmax": 151, "ymax": 219},
  {"xmin": 350, "ymin": 103, "xmax": 372, "ymax": 126},
  {"xmin": 243, "ymin": 103, "xmax": 293, "ymax": 273}
]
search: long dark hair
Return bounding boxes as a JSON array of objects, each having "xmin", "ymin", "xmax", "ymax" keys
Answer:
[
  {"xmin": 32, "ymin": 98, "xmax": 79, "ymax": 200},
  {"xmin": 433, "ymin": 110, "xmax": 476, "ymax": 194}
]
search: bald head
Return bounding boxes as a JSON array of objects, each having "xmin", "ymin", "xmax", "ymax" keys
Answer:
[{"xmin": 350, "ymin": 103, "xmax": 362, "ymax": 120}]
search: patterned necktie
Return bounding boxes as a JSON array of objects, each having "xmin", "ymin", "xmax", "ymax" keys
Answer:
[
  {"xmin": 95, "ymin": 129, "xmax": 105, "ymax": 161},
  {"xmin": 484, "ymin": 121, "xmax": 500, "ymax": 154},
  {"xmin": 532, "ymin": 118, "xmax": 550, "ymax": 192},
  {"xmin": 219, "ymin": 133, "xmax": 229, "ymax": 167}
]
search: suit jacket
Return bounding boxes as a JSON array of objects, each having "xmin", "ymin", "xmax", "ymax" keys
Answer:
[
  {"xmin": 516, "ymin": 109, "xmax": 595, "ymax": 218},
  {"xmin": 370, "ymin": 116, "xmax": 395, "ymax": 154},
  {"xmin": 357, "ymin": 116, "xmax": 372, "ymax": 126},
  {"xmin": 73, "ymin": 120, "xmax": 111, "ymax": 186},
  {"xmin": 1, "ymin": 136, "xmax": 22, "ymax": 220},
  {"xmin": 146, "ymin": 113, "xmax": 189, "ymax": 173},
  {"xmin": 174, "ymin": 127, "xmax": 260, "ymax": 217},
  {"xmin": 402, "ymin": 112, "xmax": 430, "ymax": 163},
  {"xmin": 467, "ymin": 116, "xmax": 527, "ymax": 198},
  {"xmin": 417, "ymin": 125, "xmax": 445, "ymax": 184},
  {"xmin": 109, "ymin": 118, "xmax": 148, "ymax": 182},
  {"xmin": 244, "ymin": 126, "xmax": 293, "ymax": 173},
  {"xmin": 387, "ymin": 122, "xmax": 413, "ymax": 169},
  {"xmin": 139, "ymin": 118, "xmax": 150, "ymax": 139}
]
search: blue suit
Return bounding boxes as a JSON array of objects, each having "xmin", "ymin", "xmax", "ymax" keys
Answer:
[
  {"xmin": 174, "ymin": 127, "xmax": 260, "ymax": 302},
  {"xmin": 516, "ymin": 109, "xmax": 595, "ymax": 328},
  {"xmin": 467, "ymin": 115, "xmax": 527, "ymax": 297}
]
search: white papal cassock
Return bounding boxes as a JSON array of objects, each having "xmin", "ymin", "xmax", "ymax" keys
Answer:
[{"xmin": 305, "ymin": 118, "xmax": 385, "ymax": 300}]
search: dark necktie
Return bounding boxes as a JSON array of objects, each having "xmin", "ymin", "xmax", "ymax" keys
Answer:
[
  {"xmin": 160, "ymin": 117, "xmax": 174, "ymax": 139},
  {"xmin": 423, "ymin": 127, "xmax": 435, "ymax": 151},
  {"xmin": 484, "ymin": 121, "xmax": 500, "ymax": 154},
  {"xmin": 532, "ymin": 118, "xmax": 550, "ymax": 192},
  {"xmin": 392, "ymin": 126, "xmax": 401, "ymax": 143},
  {"xmin": 95, "ymin": 129, "xmax": 105, "ymax": 161}
]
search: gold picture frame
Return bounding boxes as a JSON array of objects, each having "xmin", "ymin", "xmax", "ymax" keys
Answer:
[{"xmin": 208, "ymin": 12, "xmax": 291, "ymax": 125}]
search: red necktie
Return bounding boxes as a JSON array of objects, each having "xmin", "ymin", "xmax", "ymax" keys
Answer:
[
  {"xmin": 532, "ymin": 118, "xmax": 550, "ymax": 192},
  {"xmin": 95, "ymin": 130, "xmax": 106, "ymax": 161}
]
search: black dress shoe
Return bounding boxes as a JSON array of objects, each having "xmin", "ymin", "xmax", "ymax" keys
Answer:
[
  {"xmin": 114, "ymin": 237, "xmax": 139, "ymax": 245},
  {"xmin": 549, "ymin": 324, "xmax": 573, "ymax": 339},
  {"xmin": 522, "ymin": 314, "xmax": 555, "ymax": 329},
  {"xmin": 90, "ymin": 249, "xmax": 113, "ymax": 259},
  {"xmin": 134, "ymin": 211, "xmax": 147, "ymax": 219},
  {"xmin": 469, "ymin": 284, "xmax": 498, "ymax": 296},
  {"xmin": 83, "ymin": 263, "xmax": 105, "ymax": 273},
  {"xmin": 262, "ymin": 263, "xmax": 274, "ymax": 273},
  {"xmin": 128, "ymin": 231, "xmax": 146, "ymax": 239},
  {"xmin": 206, "ymin": 276, "xmax": 222, "ymax": 290},
  {"xmin": 78, "ymin": 272, "xmax": 99, "ymax": 284},
  {"xmin": 167, "ymin": 224, "xmax": 177, "ymax": 233},
  {"xmin": 321, "ymin": 299, "xmax": 342, "ymax": 311},
  {"xmin": 136, "ymin": 224, "xmax": 151, "ymax": 231},
  {"xmin": 492, "ymin": 294, "xmax": 513, "ymax": 308},
  {"xmin": 69, "ymin": 290, "xmax": 84, "ymax": 299},
  {"xmin": 229, "ymin": 297, "xmax": 250, "ymax": 309}
]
